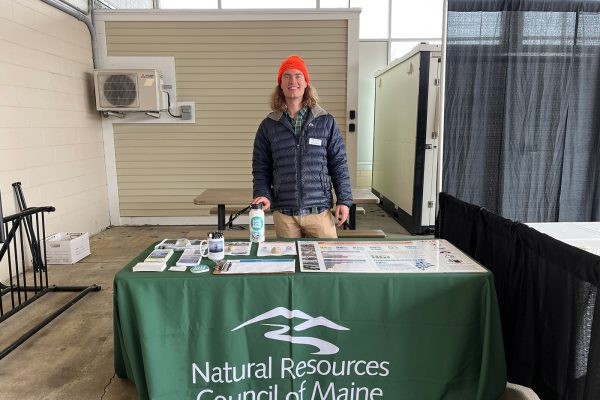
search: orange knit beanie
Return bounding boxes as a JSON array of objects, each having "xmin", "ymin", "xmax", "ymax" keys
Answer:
[{"xmin": 277, "ymin": 55, "xmax": 310, "ymax": 85}]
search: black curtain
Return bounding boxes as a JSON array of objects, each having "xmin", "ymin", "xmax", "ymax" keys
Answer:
[
  {"xmin": 443, "ymin": 0, "xmax": 600, "ymax": 222},
  {"xmin": 437, "ymin": 192, "xmax": 600, "ymax": 400}
]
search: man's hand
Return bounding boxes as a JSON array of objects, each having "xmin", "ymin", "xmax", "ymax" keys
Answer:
[
  {"xmin": 251, "ymin": 196, "xmax": 271, "ymax": 211},
  {"xmin": 334, "ymin": 205, "xmax": 349, "ymax": 226}
]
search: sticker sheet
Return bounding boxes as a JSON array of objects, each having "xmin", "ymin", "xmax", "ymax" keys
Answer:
[{"xmin": 257, "ymin": 242, "xmax": 297, "ymax": 257}]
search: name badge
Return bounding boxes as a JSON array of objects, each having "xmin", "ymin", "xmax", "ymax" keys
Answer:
[{"xmin": 309, "ymin": 138, "xmax": 322, "ymax": 146}]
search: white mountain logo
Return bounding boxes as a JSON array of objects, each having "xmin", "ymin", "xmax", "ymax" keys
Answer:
[{"xmin": 231, "ymin": 306, "xmax": 350, "ymax": 355}]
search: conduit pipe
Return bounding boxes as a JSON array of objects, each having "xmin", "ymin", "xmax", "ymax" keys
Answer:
[{"xmin": 39, "ymin": 0, "xmax": 98, "ymax": 67}]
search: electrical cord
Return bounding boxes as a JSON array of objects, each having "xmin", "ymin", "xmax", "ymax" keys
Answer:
[
  {"xmin": 227, "ymin": 204, "xmax": 252, "ymax": 230},
  {"xmin": 162, "ymin": 90, "xmax": 182, "ymax": 118}
]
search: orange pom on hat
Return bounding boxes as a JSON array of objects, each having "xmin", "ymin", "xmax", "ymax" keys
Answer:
[{"xmin": 277, "ymin": 55, "xmax": 310, "ymax": 85}]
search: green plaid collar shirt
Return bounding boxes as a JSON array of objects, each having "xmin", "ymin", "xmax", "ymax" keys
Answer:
[{"xmin": 284, "ymin": 107, "xmax": 309, "ymax": 137}]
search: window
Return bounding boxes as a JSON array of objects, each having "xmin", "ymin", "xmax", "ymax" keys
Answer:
[
  {"xmin": 97, "ymin": 0, "xmax": 153, "ymax": 8},
  {"xmin": 131, "ymin": 0, "xmax": 444, "ymax": 63},
  {"xmin": 446, "ymin": 12, "xmax": 503, "ymax": 45},
  {"xmin": 391, "ymin": 0, "xmax": 443, "ymax": 39},
  {"xmin": 350, "ymin": 0, "xmax": 389, "ymax": 39},
  {"xmin": 160, "ymin": 0, "xmax": 217, "ymax": 8},
  {"xmin": 221, "ymin": 0, "xmax": 316, "ymax": 8},
  {"xmin": 579, "ymin": 13, "xmax": 600, "ymax": 45},
  {"xmin": 320, "ymin": 0, "xmax": 349, "ymax": 7},
  {"xmin": 523, "ymin": 12, "xmax": 575, "ymax": 46}
]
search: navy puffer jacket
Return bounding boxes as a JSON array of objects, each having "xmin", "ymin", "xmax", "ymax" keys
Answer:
[{"xmin": 252, "ymin": 105, "xmax": 353, "ymax": 211}]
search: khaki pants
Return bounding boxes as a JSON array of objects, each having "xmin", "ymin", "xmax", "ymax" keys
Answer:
[{"xmin": 273, "ymin": 210, "xmax": 337, "ymax": 238}]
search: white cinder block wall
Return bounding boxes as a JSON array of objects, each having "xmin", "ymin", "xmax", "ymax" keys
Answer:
[{"xmin": 0, "ymin": 0, "xmax": 110, "ymax": 281}]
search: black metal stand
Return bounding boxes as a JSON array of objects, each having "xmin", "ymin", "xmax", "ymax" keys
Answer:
[
  {"xmin": 0, "ymin": 189, "xmax": 101, "ymax": 360},
  {"xmin": 226, "ymin": 204, "xmax": 251, "ymax": 230},
  {"xmin": 346, "ymin": 204, "xmax": 357, "ymax": 230},
  {"xmin": 12, "ymin": 182, "xmax": 44, "ymax": 272},
  {"xmin": 218, "ymin": 204, "xmax": 226, "ymax": 231}
]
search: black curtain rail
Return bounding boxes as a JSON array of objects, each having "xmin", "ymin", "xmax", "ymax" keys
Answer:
[
  {"xmin": 449, "ymin": 0, "xmax": 600, "ymax": 13},
  {"xmin": 1, "ymin": 206, "xmax": 55, "ymax": 223}
]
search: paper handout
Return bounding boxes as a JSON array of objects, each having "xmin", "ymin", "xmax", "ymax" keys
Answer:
[{"xmin": 215, "ymin": 259, "xmax": 295, "ymax": 274}]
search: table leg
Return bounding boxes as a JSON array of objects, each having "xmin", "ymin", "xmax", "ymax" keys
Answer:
[
  {"xmin": 348, "ymin": 204, "xmax": 357, "ymax": 230},
  {"xmin": 218, "ymin": 204, "xmax": 225, "ymax": 231}
]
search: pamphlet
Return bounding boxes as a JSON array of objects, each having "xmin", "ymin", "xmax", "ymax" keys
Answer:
[
  {"xmin": 224, "ymin": 242, "xmax": 252, "ymax": 256},
  {"xmin": 155, "ymin": 238, "xmax": 178, "ymax": 250},
  {"xmin": 133, "ymin": 262, "xmax": 168, "ymax": 272},
  {"xmin": 156, "ymin": 238, "xmax": 206, "ymax": 251},
  {"xmin": 176, "ymin": 248, "xmax": 204, "ymax": 267},
  {"xmin": 132, "ymin": 249, "xmax": 174, "ymax": 272},
  {"xmin": 144, "ymin": 249, "xmax": 174, "ymax": 263},
  {"xmin": 217, "ymin": 259, "xmax": 296, "ymax": 274}
]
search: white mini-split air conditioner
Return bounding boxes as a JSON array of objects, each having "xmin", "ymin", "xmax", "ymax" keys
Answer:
[{"xmin": 93, "ymin": 69, "xmax": 163, "ymax": 112}]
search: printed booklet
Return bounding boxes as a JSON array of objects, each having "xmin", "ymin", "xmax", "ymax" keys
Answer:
[
  {"xmin": 133, "ymin": 249, "xmax": 174, "ymax": 272},
  {"xmin": 176, "ymin": 248, "xmax": 204, "ymax": 267},
  {"xmin": 155, "ymin": 238, "xmax": 206, "ymax": 251}
]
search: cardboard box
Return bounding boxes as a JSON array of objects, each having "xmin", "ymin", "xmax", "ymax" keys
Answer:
[{"xmin": 45, "ymin": 232, "xmax": 91, "ymax": 264}]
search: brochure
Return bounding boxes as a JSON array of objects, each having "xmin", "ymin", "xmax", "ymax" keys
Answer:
[
  {"xmin": 144, "ymin": 249, "xmax": 174, "ymax": 264},
  {"xmin": 216, "ymin": 259, "xmax": 296, "ymax": 274},
  {"xmin": 224, "ymin": 241, "xmax": 252, "ymax": 256},
  {"xmin": 176, "ymin": 248, "xmax": 204, "ymax": 267},
  {"xmin": 156, "ymin": 238, "xmax": 206, "ymax": 251},
  {"xmin": 155, "ymin": 239, "xmax": 178, "ymax": 250},
  {"xmin": 132, "ymin": 249, "xmax": 174, "ymax": 272},
  {"xmin": 133, "ymin": 262, "xmax": 168, "ymax": 272}
]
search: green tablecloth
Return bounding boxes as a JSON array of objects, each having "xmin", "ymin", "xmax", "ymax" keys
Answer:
[{"xmin": 114, "ymin": 240, "xmax": 506, "ymax": 400}]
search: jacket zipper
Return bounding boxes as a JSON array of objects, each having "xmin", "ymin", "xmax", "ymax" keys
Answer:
[
  {"xmin": 296, "ymin": 122, "xmax": 303, "ymax": 210},
  {"xmin": 282, "ymin": 113, "xmax": 314, "ymax": 210},
  {"xmin": 280, "ymin": 117, "xmax": 303, "ymax": 209},
  {"xmin": 299, "ymin": 113, "xmax": 316, "ymax": 210}
]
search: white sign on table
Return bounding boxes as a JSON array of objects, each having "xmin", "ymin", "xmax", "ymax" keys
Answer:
[{"xmin": 298, "ymin": 240, "xmax": 486, "ymax": 273}]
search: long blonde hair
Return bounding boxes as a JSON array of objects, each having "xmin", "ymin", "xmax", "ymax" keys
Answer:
[{"xmin": 270, "ymin": 84, "xmax": 319, "ymax": 112}]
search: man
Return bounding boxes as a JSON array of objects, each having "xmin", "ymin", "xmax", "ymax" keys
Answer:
[{"xmin": 251, "ymin": 55, "xmax": 353, "ymax": 238}]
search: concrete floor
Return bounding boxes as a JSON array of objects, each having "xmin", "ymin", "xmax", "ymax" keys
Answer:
[{"xmin": 0, "ymin": 206, "xmax": 529, "ymax": 399}]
